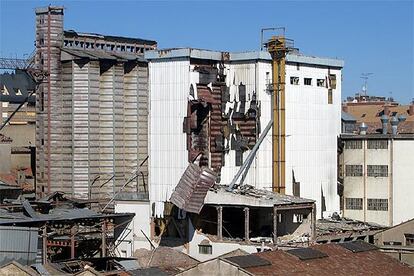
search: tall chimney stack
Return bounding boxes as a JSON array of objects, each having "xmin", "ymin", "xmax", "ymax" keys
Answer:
[
  {"xmin": 359, "ymin": 122, "xmax": 368, "ymax": 135},
  {"xmin": 390, "ymin": 116, "xmax": 399, "ymax": 135},
  {"xmin": 380, "ymin": 115, "xmax": 389, "ymax": 134}
]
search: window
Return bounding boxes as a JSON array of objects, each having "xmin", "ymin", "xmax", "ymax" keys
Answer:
[
  {"xmin": 198, "ymin": 244, "xmax": 212, "ymax": 255},
  {"xmin": 345, "ymin": 198, "xmax": 363, "ymax": 210},
  {"xmin": 345, "ymin": 140, "xmax": 362, "ymax": 149},
  {"xmin": 290, "ymin": 77, "xmax": 299, "ymax": 85},
  {"xmin": 329, "ymin": 74, "xmax": 337, "ymax": 89},
  {"xmin": 317, "ymin": 79, "xmax": 326, "ymax": 87},
  {"xmin": 367, "ymin": 198, "xmax": 388, "ymax": 211},
  {"xmin": 293, "ymin": 214, "xmax": 303, "ymax": 223},
  {"xmin": 405, "ymin": 234, "xmax": 414, "ymax": 246},
  {"xmin": 296, "ymin": 63, "xmax": 300, "ymax": 70},
  {"xmin": 304, "ymin": 78, "xmax": 312, "ymax": 86},
  {"xmin": 367, "ymin": 165, "xmax": 388, "ymax": 177},
  {"xmin": 368, "ymin": 140, "xmax": 388, "ymax": 149},
  {"xmin": 345, "ymin": 165, "xmax": 363, "ymax": 177},
  {"xmin": 384, "ymin": 241, "xmax": 402, "ymax": 246}
]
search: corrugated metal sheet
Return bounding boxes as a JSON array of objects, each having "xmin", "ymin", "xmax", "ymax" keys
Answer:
[
  {"xmin": 149, "ymin": 59, "xmax": 190, "ymax": 217},
  {"xmin": 170, "ymin": 163, "xmax": 217, "ymax": 214},
  {"xmin": 0, "ymin": 226, "xmax": 38, "ymax": 266}
]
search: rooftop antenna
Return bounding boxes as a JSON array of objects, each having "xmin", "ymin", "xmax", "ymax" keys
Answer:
[{"xmin": 360, "ymin": 73, "xmax": 373, "ymax": 96}]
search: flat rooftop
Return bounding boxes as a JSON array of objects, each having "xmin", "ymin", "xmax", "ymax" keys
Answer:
[
  {"xmin": 145, "ymin": 48, "xmax": 344, "ymax": 68},
  {"xmin": 204, "ymin": 185, "xmax": 315, "ymax": 208}
]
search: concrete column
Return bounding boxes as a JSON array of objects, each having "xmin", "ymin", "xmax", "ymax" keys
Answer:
[
  {"xmin": 311, "ymin": 203, "xmax": 316, "ymax": 241},
  {"xmin": 273, "ymin": 205, "xmax": 278, "ymax": 243},
  {"xmin": 70, "ymin": 225, "xmax": 76, "ymax": 259},
  {"xmin": 217, "ymin": 206, "xmax": 223, "ymax": 240},
  {"xmin": 102, "ymin": 220, "xmax": 107, "ymax": 257},
  {"xmin": 244, "ymin": 207, "xmax": 250, "ymax": 241},
  {"xmin": 42, "ymin": 225, "xmax": 47, "ymax": 264}
]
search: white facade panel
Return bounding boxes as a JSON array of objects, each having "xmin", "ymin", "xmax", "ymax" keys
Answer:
[
  {"xmin": 285, "ymin": 64, "xmax": 341, "ymax": 217},
  {"xmin": 149, "ymin": 59, "xmax": 191, "ymax": 217},
  {"xmin": 392, "ymin": 140, "xmax": 414, "ymax": 225}
]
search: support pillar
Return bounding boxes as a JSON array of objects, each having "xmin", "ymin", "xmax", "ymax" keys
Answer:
[
  {"xmin": 244, "ymin": 207, "xmax": 250, "ymax": 241},
  {"xmin": 273, "ymin": 205, "xmax": 278, "ymax": 244},
  {"xmin": 70, "ymin": 226, "xmax": 76, "ymax": 259},
  {"xmin": 42, "ymin": 225, "xmax": 47, "ymax": 264},
  {"xmin": 216, "ymin": 206, "xmax": 223, "ymax": 240},
  {"xmin": 311, "ymin": 203, "xmax": 316, "ymax": 241},
  {"xmin": 102, "ymin": 220, "xmax": 107, "ymax": 257}
]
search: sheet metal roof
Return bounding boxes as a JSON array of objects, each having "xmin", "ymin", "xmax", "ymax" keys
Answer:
[
  {"xmin": 61, "ymin": 48, "xmax": 147, "ymax": 62},
  {"xmin": 145, "ymin": 48, "xmax": 344, "ymax": 68},
  {"xmin": 225, "ymin": 255, "xmax": 271, "ymax": 268},
  {"xmin": 64, "ymin": 30, "xmax": 157, "ymax": 46},
  {"xmin": 204, "ymin": 185, "xmax": 314, "ymax": 208},
  {"xmin": 244, "ymin": 242, "xmax": 414, "ymax": 276}
]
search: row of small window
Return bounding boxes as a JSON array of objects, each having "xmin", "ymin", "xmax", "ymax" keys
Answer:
[
  {"xmin": 290, "ymin": 77, "xmax": 322, "ymax": 86},
  {"xmin": 345, "ymin": 165, "xmax": 388, "ymax": 177},
  {"xmin": 345, "ymin": 198, "xmax": 388, "ymax": 211},
  {"xmin": 289, "ymin": 74, "xmax": 337, "ymax": 88},
  {"xmin": 344, "ymin": 140, "xmax": 388, "ymax": 150}
]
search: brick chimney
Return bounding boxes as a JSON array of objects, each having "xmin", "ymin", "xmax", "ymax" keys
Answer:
[
  {"xmin": 383, "ymin": 105, "xmax": 391, "ymax": 116},
  {"xmin": 409, "ymin": 103, "xmax": 414, "ymax": 116}
]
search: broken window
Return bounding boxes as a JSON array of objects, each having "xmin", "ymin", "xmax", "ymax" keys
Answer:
[
  {"xmin": 329, "ymin": 74, "xmax": 337, "ymax": 89},
  {"xmin": 345, "ymin": 198, "xmax": 363, "ymax": 210},
  {"xmin": 345, "ymin": 140, "xmax": 362, "ymax": 149},
  {"xmin": 367, "ymin": 165, "xmax": 388, "ymax": 177},
  {"xmin": 290, "ymin": 77, "xmax": 299, "ymax": 85},
  {"xmin": 304, "ymin": 78, "xmax": 312, "ymax": 86},
  {"xmin": 367, "ymin": 198, "xmax": 388, "ymax": 211},
  {"xmin": 199, "ymin": 244, "xmax": 212, "ymax": 254},
  {"xmin": 405, "ymin": 234, "xmax": 414, "ymax": 246},
  {"xmin": 345, "ymin": 165, "xmax": 363, "ymax": 177},
  {"xmin": 293, "ymin": 214, "xmax": 303, "ymax": 223},
  {"xmin": 367, "ymin": 140, "xmax": 388, "ymax": 149},
  {"xmin": 317, "ymin": 79, "xmax": 325, "ymax": 87}
]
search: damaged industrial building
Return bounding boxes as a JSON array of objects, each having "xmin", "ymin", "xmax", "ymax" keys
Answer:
[{"xmin": 34, "ymin": 6, "xmax": 156, "ymax": 200}]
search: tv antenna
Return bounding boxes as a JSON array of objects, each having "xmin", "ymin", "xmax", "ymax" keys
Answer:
[{"xmin": 360, "ymin": 73, "xmax": 373, "ymax": 96}]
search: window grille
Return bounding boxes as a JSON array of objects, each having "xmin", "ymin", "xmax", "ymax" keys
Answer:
[
  {"xmin": 367, "ymin": 140, "xmax": 388, "ymax": 149},
  {"xmin": 367, "ymin": 165, "xmax": 388, "ymax": 177},
  {"xmin": 345, "ymin": 140, "xmax": 362, "ymax": 149},
  {"xmin": 367, "ymin": 198, "xmax": 388, "ymax": 211},
  {"xmin": 198, "ymin": 244, "xmax": 212, "ymax": 254},
  {"xmin": 345, "ymin": 198, "xmax": 363, "ymax": 210},
  {"xmin": 317, "ymin": 79, "xmax": 325, "ymax": 87},
  {"xmin": 345, "ymin": 165, "xmax": 363, "ymax": 177}
]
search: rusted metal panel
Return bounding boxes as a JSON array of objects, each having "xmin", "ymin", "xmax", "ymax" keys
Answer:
[{"xmin": 170, "ymin": 163, "xmax": 217, "ymax": 214}]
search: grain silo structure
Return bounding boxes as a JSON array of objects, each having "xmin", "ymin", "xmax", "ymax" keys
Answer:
[{"xmin": 35, "ymin": 6, "xmax": 156, "ymax": 199}]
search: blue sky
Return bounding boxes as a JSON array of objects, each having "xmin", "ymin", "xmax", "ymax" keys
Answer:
[{"xmin": 1, "ymin": 0, "xmax": 413, "ymax": 103}]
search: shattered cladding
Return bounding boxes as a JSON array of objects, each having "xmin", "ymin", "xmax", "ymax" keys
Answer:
[{"xmin": 170, "ymin": 164, "xmax": 217, "ymax": 214}]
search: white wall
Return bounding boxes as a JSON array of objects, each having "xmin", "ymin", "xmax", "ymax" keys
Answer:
[
  {"xmin": 285, "ymin": 64, "xmax": 341, "ymax": 217},
  {"xmin": 114, "ymin": 201, "xmax": 151, "ymax": 256},
  {"xmin": 393, "ymin": 140, "xmax": 414, "ymax": 225},
  {"xmin": 149, "ymin": 59, "xmax": 190, "ymax": 217},
  {"xmin": 186, "ymin": 220, "xmax": 259, "ymax": 262}
]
